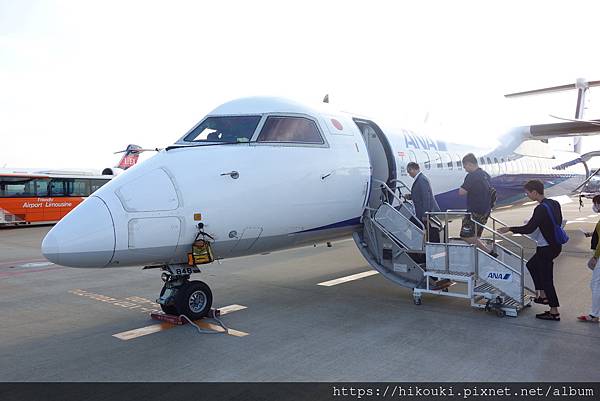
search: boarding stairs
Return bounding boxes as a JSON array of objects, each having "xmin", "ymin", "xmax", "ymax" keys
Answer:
[{"xmin": 353, "ymin": 180, "xmax": 535, "ymax": 317}]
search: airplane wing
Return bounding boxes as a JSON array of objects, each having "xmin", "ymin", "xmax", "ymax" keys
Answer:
[
  {"xmin": 527, "ymin": 119, "xmax": 600, "ymax": 139},
  {"xmin": 487, "ymin": 119, "xmax": 600, "ymax": 158}
]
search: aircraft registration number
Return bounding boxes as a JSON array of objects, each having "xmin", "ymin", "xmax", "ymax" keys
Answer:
[{"xmin": 166, "ymin": 265, "xmax": 200, "ymax": 275}]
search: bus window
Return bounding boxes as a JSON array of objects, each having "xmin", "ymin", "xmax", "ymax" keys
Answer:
[
  {"xmin": 422, "ymin": 151, "xmax": 431, "ymax": 170},
  {"xmin": 68, "ymin": 179, "xmax": 91, "ymax": 196},
  {"xmin": 0, "ymin": 176, "xmax": 35, "ymax": 197},
  {"xmin": 49, "ymin": 179, "xmax": 66, "ymax": 196},
  {"xmin": 90, "ymin": 179, "xmax": 110, "ymax": 193},
  {"xmin": 35, "ymin": 179, "xmax": 50, "ymax": 197}
]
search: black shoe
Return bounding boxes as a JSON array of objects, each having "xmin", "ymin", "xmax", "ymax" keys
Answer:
[
  {"xmin": 489, "ymin": 250, "xmax": 499, "ymax": 258},
  {"xmin": 536, "ymin": 311, "xmax": 560, "ymax": 321}
]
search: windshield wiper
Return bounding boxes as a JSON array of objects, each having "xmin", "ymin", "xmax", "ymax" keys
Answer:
[{"xmin": 166, "ymin": 142, "xmax": 249, "ymax": 151}]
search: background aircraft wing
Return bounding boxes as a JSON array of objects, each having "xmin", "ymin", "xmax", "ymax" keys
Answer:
[{"xmin": 527, "ymin": 119, "xmax": 600, "ymax": 139}]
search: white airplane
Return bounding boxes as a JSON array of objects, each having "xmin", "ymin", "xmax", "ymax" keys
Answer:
[{"xmin": 42, "ymin": 80, "xmax": 600, "ymax": 319}]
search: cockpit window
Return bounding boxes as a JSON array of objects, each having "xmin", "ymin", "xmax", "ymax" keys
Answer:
[
  {"xmin": 183, "ymin": 116, "xmax": 262, "ymax": 143},
  {"xmin": 257, "ymin": 116, "xmax": 324, "ymax": 144}
]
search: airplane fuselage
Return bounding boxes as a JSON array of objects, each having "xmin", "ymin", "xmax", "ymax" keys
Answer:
[{"xmin": 41, "ymin": 97, "xmax": 586, "ymax": 268}]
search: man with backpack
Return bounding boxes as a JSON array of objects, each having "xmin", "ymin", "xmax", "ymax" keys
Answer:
[
  {"xmin": 459, "ymin": 153, "xmax": 497, "ymax": 256},
  {"xmin": 498, "ymin": 180, "xmax": 567, "ymax": 321}
]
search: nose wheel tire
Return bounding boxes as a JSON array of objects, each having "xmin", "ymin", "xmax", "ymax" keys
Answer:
[{"xmin": 175, "ymin": 280, "xmax": 213, "ymax": 320}]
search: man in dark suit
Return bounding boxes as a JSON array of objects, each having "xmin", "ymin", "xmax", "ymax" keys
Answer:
[
  {"xmin": 406, "ymin": 162, "xmax": 445, "ymax": 287},
  {"xmin": 406, "ymin": 162, "xmax": 440, "ymax": 225}
]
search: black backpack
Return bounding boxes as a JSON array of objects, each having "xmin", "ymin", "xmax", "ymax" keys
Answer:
[
  {"xmin": 489, "ymin": 187, "xmax": 497, "ymax": 209},
  {"xmin": 483, "ymin": 171, "xmax": 496, "ymax": 209}
]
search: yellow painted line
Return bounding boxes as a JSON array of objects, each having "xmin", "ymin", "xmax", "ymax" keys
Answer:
[
  {"xmin": 113, "ymin": 323, "xmax": 171, "ymax": 340},
  {"xmin": 197, "ymin": 321, "xmax": 248, "ymax": 337},
  {"xmin": 318, "ymin": 270, "xmax": 379, "ymax": 287},
  {"xmin": 112, "ymin": 304, "xmax": 248, "ymax": 340}
]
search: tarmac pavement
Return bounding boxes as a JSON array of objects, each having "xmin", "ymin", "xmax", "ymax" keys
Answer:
[{"xmin": 0, "ymin": 198, "xmax": 599, "ymax": 382}]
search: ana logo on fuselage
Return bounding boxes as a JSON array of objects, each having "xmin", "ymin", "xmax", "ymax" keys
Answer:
[{"xmin": 403, "ymin": 131, "xmax": 447, "ymax": 151}]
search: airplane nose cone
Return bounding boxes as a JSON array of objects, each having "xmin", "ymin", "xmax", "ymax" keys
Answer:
[{"xmin": 42, "ymin": 196, "xmax": 116, "ymax": 267}]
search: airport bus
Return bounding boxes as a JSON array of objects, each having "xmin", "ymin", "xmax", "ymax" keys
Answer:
[
  {"xmin": 0, "ymin": 172, "xmax": 112, "ymax": 226},
  {"xmin": 0, "ymin": 144, "xmax": 149, "ymax": 226}
]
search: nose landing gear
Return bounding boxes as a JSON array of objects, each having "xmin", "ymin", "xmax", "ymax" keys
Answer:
[
  {"xmin": 156, "ymin": 267, "xmax": 213, "ymax": 320},
  {"xmin": 154, "ymin": 226, "xmax": 216, "ymax": 320}
]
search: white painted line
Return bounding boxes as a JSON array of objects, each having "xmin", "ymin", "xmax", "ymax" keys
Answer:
[
  {"xmin": 495, "ymin": 205, "xmax": 513, "ymax": 210},
  {"xmin": 576, "ymin": 217, "xmax": 587, "ymax": 221},
  {"xmin": 318, "ymin": 271, "xmax": 379, "ymax": 287},
  {"xmin": 17, "ymin": 262, "xmax": 55, "ymax": 268},
  {"xmin": 588, "ymin": 215, "xmax": 598, "ymax": 218},
  {"xmin": 512, "ymin": 234, "xmax": 522, "ymax": 236},
  {"xmin": 523, "ymin": 201, "xmax": 537, "ymax": 206}
]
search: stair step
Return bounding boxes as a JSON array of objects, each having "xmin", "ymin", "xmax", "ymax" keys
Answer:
[
  {"xmin": 426, "ymin": 270, "xmax": 474, "ymax": 277},
  {"xmin": 473, "ymin": 283, "xmax": 520, "ymax": 307}
]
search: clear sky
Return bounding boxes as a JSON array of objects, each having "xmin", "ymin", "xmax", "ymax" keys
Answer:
[{"xmin": 1, "ymin": 0, "xmax": 600, "ymax": 169}]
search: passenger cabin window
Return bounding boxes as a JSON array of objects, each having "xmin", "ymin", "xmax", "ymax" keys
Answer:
[
  {"xmin": 456, "ymin": 154, "xmax": 462, "ymax": 169},
  {"xmin": 257, "ymin": 116, "xmax": 324, "ymax": 144},
  {"xmin": 480, "ymin": 157, "xmax": 485, "ymax": 165},
  {"xmin": 444, "ymin": 153, "xmax": 453, "ymax": 170},
  {"xmin": 422, "ymin": 151, "xmax": 431, "ymax": 170},
  {"xmin": 435, "ymin": 152, "xmax": 443, "ymax": 169},
  {"xmin": 183, "ymin": 115, "xmax": 262, "ymax": 143},
  {"xmin": 486, "ymin": 157, "xmax": 492, "ymax": 166}
]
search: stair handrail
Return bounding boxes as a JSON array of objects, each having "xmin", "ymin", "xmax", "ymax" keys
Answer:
[
  {"xmin": 389, "ymin": 178, "xmax": 413, "ymax": 196},
  {"xmin": 487, "ymin": 214, "xmax": 537, "ymax": 247},
  {"xmin": 373, "ymin": 179, "xmax": 442, "ymax": 227},
  {"xmin": 372, "ymin": 179, "xmax": 405, "ymax": 206},
  {"xmin": 426, "ymin": 210, "xmax": 527, "ymax": 304},
  {"xmin": 472, "ymin": 218, "xmax": 526, "ymax": 304}
]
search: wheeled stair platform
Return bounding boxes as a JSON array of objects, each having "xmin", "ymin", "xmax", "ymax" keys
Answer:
[{"xmin": 355, "ymin": 180, "xmax": 535, "ymax": 318}]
